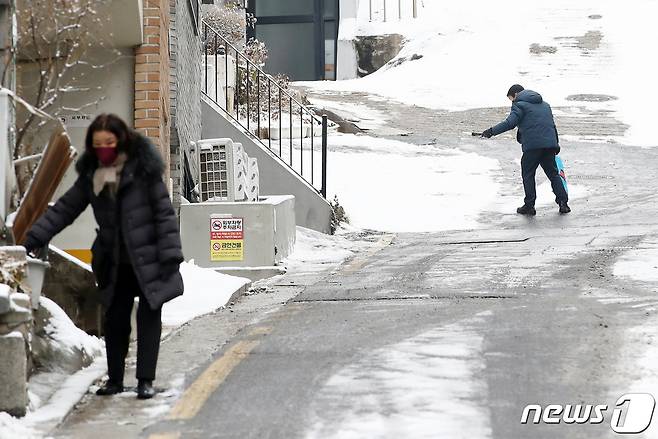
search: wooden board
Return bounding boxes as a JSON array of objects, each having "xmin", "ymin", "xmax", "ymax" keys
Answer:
[{"xmin": 12, "ymin": 128, "xmax": 76, "ymax": 245}]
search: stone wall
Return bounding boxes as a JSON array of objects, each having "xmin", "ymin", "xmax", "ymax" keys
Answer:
[{"xmin": 169, "ymin": 0, "xmax": 202, "ymax": 207}]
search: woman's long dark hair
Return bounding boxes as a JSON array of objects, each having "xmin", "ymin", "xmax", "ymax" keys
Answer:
[{"xmin": 84, "ymin": 114, "xmax": 134, "ymax": 155}]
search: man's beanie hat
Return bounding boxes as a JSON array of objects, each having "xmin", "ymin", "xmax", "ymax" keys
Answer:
[{"xmin": 507, "ymin": 84, "xmax": 525, "ymax": 97}]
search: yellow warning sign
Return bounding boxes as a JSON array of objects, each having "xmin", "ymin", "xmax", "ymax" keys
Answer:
[{"xmin": 210, "ymin": 217, "xmax": 244, "ymax": 262}]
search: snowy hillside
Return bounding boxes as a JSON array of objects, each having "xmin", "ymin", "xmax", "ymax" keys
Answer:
[{"xmin": 305, "ymin": 0, "xmax": 658, "ymax": 147}]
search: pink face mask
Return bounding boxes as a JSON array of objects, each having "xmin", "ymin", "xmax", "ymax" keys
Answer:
[{"xmin": 95, "ymin": 147, "xmax": 118, "ymax": 166}]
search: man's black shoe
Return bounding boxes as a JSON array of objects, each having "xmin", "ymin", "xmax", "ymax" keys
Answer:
[
  {"xmin": 96, "ymin": 381, "xmax": 124, "ymax": 396},
  {"xmin": 137, "ymin": 380, "xmax": 156, "ymax": 399},
  {"xmin": 516, "ymin": 205, "xmax": 536, "ymax": 216},
  {"xmin": 559, "ymin": 201, "xmax": 571, "ymax": 214}
]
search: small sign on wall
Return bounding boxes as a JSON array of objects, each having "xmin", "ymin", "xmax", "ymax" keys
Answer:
[
  {"xmin": 59, "ymin": 114, "xmax": 92, "ymax": 128},
  {"xmin": 209, "ymin": 215, "xmax": 244, "ymax": 261}
]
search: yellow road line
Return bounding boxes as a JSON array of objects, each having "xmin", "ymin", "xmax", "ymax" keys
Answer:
[
  {"xmin": 247, "ymin": 326, "xmax": 273, "ymax": 337},
  {"xmin": 168, "ymin": 340, "xmax": 259, "ymax": 420},
  {"xmin": 342, "ymin": 233, "xmax": 395, "ymax": 273},
  {"xmin": 148, "ymin": 434, "xmax": 181, "ymax": 439}
]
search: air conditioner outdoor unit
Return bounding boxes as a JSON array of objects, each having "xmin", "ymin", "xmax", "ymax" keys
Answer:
[
  {"xmin": 196, "ymin": 138, "xmax": 235, "ymax": 202},
  {"xmin": 196, "ymin": 138, "xmax": 260, "ymax": 202}
]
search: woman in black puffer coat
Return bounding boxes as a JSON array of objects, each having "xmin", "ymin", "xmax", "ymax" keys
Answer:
[{"xmin": 24, "ymin": 114, "xmax": 184, "ymax": 399}]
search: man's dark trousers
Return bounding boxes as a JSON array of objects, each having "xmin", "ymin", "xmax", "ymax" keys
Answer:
[
  {"xmin": 104, "ymin": 264, "xmax": 162, "ymax": 384},
  {"xmin": 521, "ymin": 148, "xmax": 568, "ymax": 207}
]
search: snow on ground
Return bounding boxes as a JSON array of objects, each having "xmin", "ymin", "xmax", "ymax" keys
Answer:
[
  {"xmin": 306, "ymin": 322, "xmax": 491, "ymax": 439},
  {"xmin": 0, "ymin": 413, "xmax": 39, "ymax": 439},
  {"xmin": 495, "ymin": 167, "xmax": 589, "ymax": 212},
  {"xmin": 607, "ymin": 238, "xmax": 658, "ymax": 426},
  {"xmin": 608, "ymin": 320, "xmax": 658, "ymax": 438},
  {"xmin": 39, "ymin": 297, "xmax": 104, "ymax": 364},
  {"xmin": 162, "ymin": 261, "xmax": 251, "ymax": 326},
  {"xmin": 302, "ymin": 0, "xmax": 658, "ymax": 147},
  {"xmin": 285, "ymin": 226, "xmax": 357, "ymax": 270},
  {"xmin": 1, "ymin": 264, "xmax": 251, "ymax": 437},
  {"xmin": 325, "ymin": 133, "xmax": 500, "ymax": 232},
  {"xmin": 613, "ymin": 238, "xmax": 658, "ymax": 284},
  {"xmin": 0, "ymin": 298, "xmax": 106, "ymax": 438},
  {"xmin": 308, "ymin": 98, "xmax": 387, "ymax": 131}
]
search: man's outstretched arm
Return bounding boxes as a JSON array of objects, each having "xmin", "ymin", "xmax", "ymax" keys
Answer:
[{"xmin": 482, "ymin": 104, "xmax": 524, "ymax": 138}]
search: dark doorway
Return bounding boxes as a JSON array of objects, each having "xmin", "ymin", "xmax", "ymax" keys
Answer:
[{"xmin": 247, "ymin": 0, "xmax": 339, "ymax": 81}]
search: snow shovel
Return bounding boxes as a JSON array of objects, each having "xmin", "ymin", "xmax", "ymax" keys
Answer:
[{"xmin": 555, "ymin": 155, "xmax": 569, "ymax": 194}]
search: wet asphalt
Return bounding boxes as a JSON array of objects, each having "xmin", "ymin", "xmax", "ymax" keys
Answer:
[{"xmin": 50, "ymin": 85, "xmax": 658, "ymax": 439}]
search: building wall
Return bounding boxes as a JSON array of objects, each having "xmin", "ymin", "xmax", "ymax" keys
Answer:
[
  {"xmin": 169, "ymin": 0, "xmax": 202, "ymax": 207},
  {"xmin": 337, "ymin": 0, "xmax": 359, "ymax": 80},
  {"xmin": 135, "ymin": 0, "xmax": 171, "ymax": 184},
  {"xmin": 16, "ymin": 48, "xmax": 135, "ymax": 259}
]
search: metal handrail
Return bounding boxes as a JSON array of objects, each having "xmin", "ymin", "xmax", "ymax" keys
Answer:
[
  {"xmin": 369, "ymin": 0, "xmax": 418, "ymax": 22},
  {"xmin": 201, "ymin": 21, "xmax": 327, "ymax": 198}
]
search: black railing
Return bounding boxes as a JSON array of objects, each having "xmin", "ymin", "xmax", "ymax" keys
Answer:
[
  {"xmin": 368, "ymin": 0, "xmax": 418, "ymax": 22},
  {"xmin": 201, "ymin": 21, "xmax": 328, "ymax": 198}
]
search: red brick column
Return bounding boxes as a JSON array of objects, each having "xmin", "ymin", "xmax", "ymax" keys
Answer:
[{"xmin": 135, "ymin": 0, "xmax": 171, "ymax": 184}]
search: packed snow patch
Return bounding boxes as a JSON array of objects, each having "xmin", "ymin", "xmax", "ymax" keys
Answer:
[
  {"xmin": 285, "ymin": 227, "xmax": 355, "ymax": 269},
  {"xmin": 162, "ymin": 261, "xmax": 251, "ymax": 326},
  {"xmin": 306, "ymin": 323, "xmax": 491, "ymax": 439},
  {"xmin": 24, "ymin": 358, "xmax": 106, "ymax": 428},
  {"xmin": 613, "ymin": 238, "xmax": 658, "ymax": 284},
  {"xmin": 326, "ymin": 134, "xmax": 500, "ymax": 232}
]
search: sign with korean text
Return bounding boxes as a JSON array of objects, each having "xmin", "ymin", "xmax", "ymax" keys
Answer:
[
  {"xmin": 59, "ymin": 114, "xmax": 92, "ymax": 128},
  {"xmin": 210, "ymin": 216, "xmax": 244, "ymax": 261}
]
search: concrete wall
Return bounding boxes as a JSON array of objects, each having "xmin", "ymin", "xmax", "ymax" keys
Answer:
[
  {"xmin": 201, "ymin": 97, "xmax": 332, "ymax": 234},
  {"xmin": 16, "ymin": 48, "xmax": 135, "ymax": 258},
  {"xmin": 0, "ymin": 91, "xmax": 15, "ymax": 223},
  {"xmin": 169, "ymin": 0, "xmax": 202, "ymax": 208},
  {"xmin": 337, "ymin": 0, "xmax": 359, "ymax": 80},
  {"xmin": 180, "ymin": 195, "xmax": 296, "ymax": 268}
]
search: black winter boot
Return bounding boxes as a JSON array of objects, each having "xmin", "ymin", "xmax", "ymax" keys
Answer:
[
  {"xmin": 137, "ymin": 379, "xmax": 156, "ymax": 399},
  {"xmin": 559, "ymin": 201, "xmax": 571, "ymax": 214},
  {"xmin": 516, "ymin": 204, "xmax": 536, "ymax": 216},
  {"xmin": 96, "ymin": 381, "xmax": 124, "ymax": 396}
]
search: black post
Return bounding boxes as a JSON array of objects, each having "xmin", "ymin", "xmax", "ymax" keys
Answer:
[
  {"xmin": 204, "ymin": 24, "xmax": 208, "ymax": 94},
  {"xmin": 214, "ymin": 34, "xmax": 218, "ymax": 102},
  {"xmin": 268, "ymin": 79, "xmax": 271, "ymax": 149},
  {"xmin": 321, "ymin": 115, "xmax": 328, "ymax": 198},
  {"xmin": 225, "ymin": 39, "xmax": 229, "ymax": 111},
  {"xmin": 246, "ymin": 60, "xmax": 250, "ymax": 130}
]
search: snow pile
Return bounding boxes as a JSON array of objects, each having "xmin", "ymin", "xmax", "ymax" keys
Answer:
[
  {"xmin": 306, "ymin": 323, "xmax": 491, "ymax": 438},
  {"xmin": 162, "ymin": 261, "xmax": 251, "ymax": 326},
  {"xmin": 0, "ymin": 298, "xmax": 106, "ymax": 438},
  {"xmin": 28, "ymin": 297, "xmax": 104, "ymax": 414},
  {"xmin": 36, "ymin": 297, "xmax": 104, "ymax": 371},
  {"xmin": 306, "ymin": 0, "xmax": 658, "ymax": 146},
  {"xmin": 325, "ymin": 134, "xmax": 500, "ymax": 232},
  {"xmin": 284, "ymin": 227, "xmax": 356, "ymax": 270},
  {"xmin": 613, "ymin": 238, "xmax": 658, "ymax": 283},
  {"xmin": 0, "ymin": 413, "xmax": 39, "ymax": 439},
  {"xmin": 24, "ymin": 359, "xmax": 106, "ymax": 428}
]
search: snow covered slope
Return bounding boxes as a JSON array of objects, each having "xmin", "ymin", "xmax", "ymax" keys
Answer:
[{"xmin": 304, "ymin": 0, "xmax": 658, "ymax": 147}]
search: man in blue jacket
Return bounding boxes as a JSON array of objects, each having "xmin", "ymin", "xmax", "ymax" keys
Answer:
[{"xmin": 482, "ymin": 84, "xmax": 570, "ymax": 215}]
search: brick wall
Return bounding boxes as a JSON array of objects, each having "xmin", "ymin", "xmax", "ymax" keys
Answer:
[
  {"xmin": 135, "ymin": 0, "xmax": 172, "ymax": 184},
  {"xmin": 169, "ymin": 0, "xmax": 202, "ymax": 207}
]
